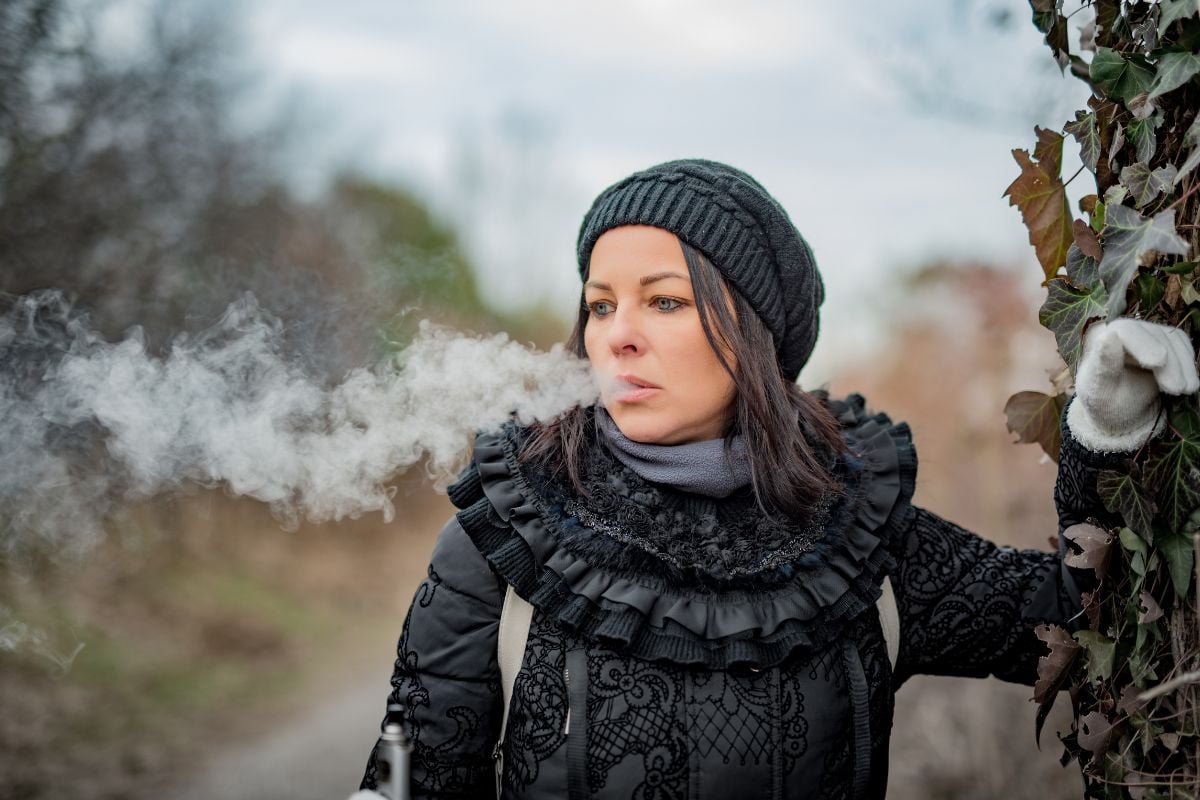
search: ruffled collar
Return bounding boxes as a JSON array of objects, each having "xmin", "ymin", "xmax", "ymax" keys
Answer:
[{"xmin": 448, "ymin": 393, "xmax": 917, "ymax": 669}]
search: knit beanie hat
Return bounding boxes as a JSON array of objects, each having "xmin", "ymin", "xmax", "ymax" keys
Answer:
[{"xmin": 576, "ymin": 158, "xmax": 824, "ymax": 382}]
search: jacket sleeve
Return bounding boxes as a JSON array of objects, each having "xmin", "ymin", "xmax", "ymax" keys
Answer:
[
  {"xmin": 359, "ymin": 516, "xmax": 504, "ymax": 798},
  {"xmin": 890, "ymin": 397, "xmax": 1128, "ymax": 687}
]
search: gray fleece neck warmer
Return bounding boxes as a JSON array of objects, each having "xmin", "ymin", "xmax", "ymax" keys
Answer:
[{"xmin": 594, "ymin": 406, "xmax": 752, "ymax": 498}]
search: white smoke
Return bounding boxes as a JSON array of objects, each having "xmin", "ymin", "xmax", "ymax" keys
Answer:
[
  {"xmin": 0, "ymin": 291, "xmax": 598, "ymax": 559},
  {"xmin": 0, "ymin": 606, "xmax": 85, "ymax": 674}
]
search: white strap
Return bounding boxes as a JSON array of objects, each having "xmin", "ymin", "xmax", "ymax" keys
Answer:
[
  {"xmin": 495, "ymin": 584, "xmax": 534, "ymax": 790},
  {"xmin": 877, "ymin": 576, "xmax": 900, "ymax": 669}
]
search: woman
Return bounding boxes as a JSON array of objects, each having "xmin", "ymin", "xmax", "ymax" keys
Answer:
[{"xmin": 357, "ymin": 159, "xmax": 1197, "ymax": 799}]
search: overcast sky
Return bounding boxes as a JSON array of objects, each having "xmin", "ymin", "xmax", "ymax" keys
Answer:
[{"xmin": 243, "ymin": 0, "xmax": 1093, "ymax": 382}]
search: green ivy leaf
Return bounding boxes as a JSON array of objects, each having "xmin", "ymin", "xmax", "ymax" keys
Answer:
[
  {"xmin": 1121, "ymin": 525, "xmax": 1151, "ymax": 559},
  {"xmin": 1066, "ymin": 242, "xmax": 1102, "ymax": 288},
  {"xmin": 1041, "ymin": 279, "xmax": 1107, "ymax": 374},
  {"xmin": 1148, "ymin": 51, "xmax": 1200, "ymax": 99},
  {"xmin": 1098, "ymin": 205, "xmax": 1190, "ymax": 317},
  {"xmin": 1164, "ymin": 259, "xmax": 1200, "ymax": 276},
  {"xmin": 1184, "ymin": 279, "xmax": 1200, "ymax": 305},
  {"xmin": 1065, "ymin": 111, "xmax": 1102, "ymax": 172},
  {"xmin": 1171, "ymin": 400, "xmax": 1200, "ymax": 439},
  {"xmin": 1120, "ymin": 163, "xmax": 1179, "ymax": 207},
  {"xmin": 1005, "ymin": 390, "xmax": 1067, "ymax": 461},
  {"xmin": 1109, "ymin": 123, "xmax": 1127, "ymax": 171},
  {"xmin": 1137, "ymin": 272, "xmax": 1167, "ymax": 311},
  {"xmin": 1145, "ymin": 404, "xmax": 1200, "ymax": 531},
  {"xmin": 1091, "ymin": 47, "xmax": 1157, "ymax": 102},
  {"xmin": 1177, "ymin": 116, "xmax": 1200, "ymax": 184},
  {"xmin": 1157, "ymin": 530, "xmax": 1196, "ymax": 598},
  {"xmin": 1074, "ymin": 630, "xmax": 1117, "ymax": 683},
  {"xmin": 1099, "ymin": 472, "xmax": 1155, "ymax": 537},
  {"xmin": 1160, "ymin": 0, "xmax": 1200, "ymax": 32},
  {"xmin": 1130, "ymin": 619, "xmax": 1162, "ymax": 686},
  {"xmin": 1127, "ymin": 114, "xmax": 1163, "ymax": 164}
]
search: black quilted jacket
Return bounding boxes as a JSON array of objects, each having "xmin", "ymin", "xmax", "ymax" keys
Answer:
[{"xmin": 360, "ymin": 394, "xmax": 1123, "ymax": 799}]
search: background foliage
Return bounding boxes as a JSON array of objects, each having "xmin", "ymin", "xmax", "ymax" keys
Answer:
[{"xmin": 1006, "ymin": 1, "xmax": 1200, "ymax": 796}]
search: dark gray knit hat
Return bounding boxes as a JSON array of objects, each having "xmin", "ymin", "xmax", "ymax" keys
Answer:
[{"xmin": 576, "ymin": 158, "xmax": 824, "ymax": 381}]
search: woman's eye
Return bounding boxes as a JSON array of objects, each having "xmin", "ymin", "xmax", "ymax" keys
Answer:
[
  {"xmin": 587, "ymin": 301, "xmax": 614, "ymax": 317},
  {"xmin": 653, "ymin": 297, "xmax": 683, "ymax": 312}
]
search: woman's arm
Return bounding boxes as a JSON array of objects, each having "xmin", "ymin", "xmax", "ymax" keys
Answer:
[
  {"xmin": 889, "ymin": 397, "xmax": 1128, "ymax": 687},
  {"xmin": 891, "ymin": 318, "xmax": 1198, "ymax": 687},
  {"xmin": 359, "ymin": 517, "xmax": 504, "ymax": 798}
]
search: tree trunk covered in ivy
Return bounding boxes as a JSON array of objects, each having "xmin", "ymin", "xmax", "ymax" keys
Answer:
[{"xmin": 1006, "ymin": 1, "xmax": 1200, "ymax": 797}]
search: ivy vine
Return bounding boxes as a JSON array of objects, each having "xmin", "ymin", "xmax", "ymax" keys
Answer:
[{"xmin": 1006, "ymin": 2, "xmax": 1200, "ymax": 797}]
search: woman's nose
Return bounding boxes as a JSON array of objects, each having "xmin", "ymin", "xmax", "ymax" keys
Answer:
[{"xmin": 606, "ymin": 306, "xmax": 645, "ymax": 355}]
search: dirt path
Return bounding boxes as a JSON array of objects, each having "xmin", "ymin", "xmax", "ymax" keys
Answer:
[{"xmin": 166, "ymin": 646, "xmax": 394, "ymax": 800}]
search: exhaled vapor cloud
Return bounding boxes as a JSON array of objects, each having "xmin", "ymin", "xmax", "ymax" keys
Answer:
[{"xmin": 0, "ymin": 291, "xmax": 598, "ymax": 561}]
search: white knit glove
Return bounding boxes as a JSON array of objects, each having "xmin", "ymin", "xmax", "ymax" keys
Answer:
[{"xmin": 1067, "ymin": 319, "xmax": 1199, "ymax": 452}]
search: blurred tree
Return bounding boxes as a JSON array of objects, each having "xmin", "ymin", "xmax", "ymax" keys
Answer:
[
  {"xmin": 0, "ymin": 0, "xmax": 553, "ymax": 378},
  {"xmin": 324, "ymin": 176, "xmax": 486, "ymax": 328},
  {"xmin": 832, "ymin": 259, "xmax": 1080, "ymax": 800}
]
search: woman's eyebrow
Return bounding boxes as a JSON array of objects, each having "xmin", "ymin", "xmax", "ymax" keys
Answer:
[
  {"xmin": 639, "ymin": 271, "xmax": 689, "ymax": 286},
  {"xmin": 584, "ymin": 271, "xmax": 690, "ymax": 291}
]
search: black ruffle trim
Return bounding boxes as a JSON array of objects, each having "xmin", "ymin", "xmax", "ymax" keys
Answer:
[{"xmin": 450, "ymin": 393, "xmax": 917, "ymax": 669}]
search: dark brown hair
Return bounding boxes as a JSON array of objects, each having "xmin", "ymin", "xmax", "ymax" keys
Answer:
[{"xmin": 519, "ymin": 236, "xmax": 848, "ymax": 519}]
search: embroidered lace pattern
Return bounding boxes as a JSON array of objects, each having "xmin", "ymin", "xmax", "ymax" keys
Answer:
[
  {"xmin": 504, "ymin": 616, "xmax": 568, "ymax": 792},
  {"xmin": 503, "ymin": 613, "xmax": 873, "ymax": 797},
  {"xmin": 360, "ymin": 568, "xmax": 497, "ymax": 794},
  {"xmin": 587, "ymin": 647, "xmax": 689, "ymax": 797}
]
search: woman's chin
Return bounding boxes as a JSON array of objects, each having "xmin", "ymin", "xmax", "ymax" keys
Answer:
[
  {"xmin": 605, "ymin": 410, "xmax": 673, "ymax": 444},
  {"xmin": 606, "ymin": 410, "xmax": 706, "ymax": 445}
]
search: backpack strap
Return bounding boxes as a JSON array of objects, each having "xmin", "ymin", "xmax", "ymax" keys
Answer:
[
  {"xmin": 494, "ymin": 584, "xmax": 534, "ymax": 793},
  {"xmin": 878, "ymin": 575, "xmax": 900, "ymax": 669}
]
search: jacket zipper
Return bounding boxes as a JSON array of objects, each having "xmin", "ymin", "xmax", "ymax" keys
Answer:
[
  {"xmin": 565, "ymin": 649, "xmax": 588, "ymax": 800},
  {"xmin": 563, "ymin": 665, "xmax": 571, "ymax": 734}
]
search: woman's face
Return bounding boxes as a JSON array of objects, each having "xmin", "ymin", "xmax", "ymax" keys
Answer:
[{"xmin": 583, "ymin": 225, "xmax": 737, "ymax": 444}]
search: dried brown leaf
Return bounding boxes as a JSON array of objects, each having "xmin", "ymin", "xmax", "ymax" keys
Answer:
[
  {"xmin": 1078, "ymin": 710, "xmax": 1117, "ymax": 754},
  {"xmin": 1137, "ymin": 590, "xmax": 1163, "ymax": 623},
  {"xmin": 1035, "ymin": 623, "xmax": 1082, "ymax": 746},
  {"xmin": 1080, "ymin": 590, "xmax": 1100, "ymax": 630},
  {"xmin": 1118, "ymin": 683, "xmax": 1148, "ymax": 718},
  {"xmin": 1048, "ymin": 364, "xmax": 1073, "ymax": 395},
  {"xmin": 1005, "ymin": 390, "xmax": 1067, "ymax": 462},
  {"xmin": 1035, "ymin": 624, "xmax": 1081, "ymax": 705},
  {"xmin": 1073, "ymin": 218, "xmax": 1104, "ymax": 260},
  {"xmin": 1005, "ymin": 128, "xmax": 1073, "ymax": 280},
  {"xmin": 1063, "ymin": 523, "xmax": 1114, "ymax": 581},
  {"xmin": 1165, "ymin": 273, "xmax": 1183, "ymax": 309}
]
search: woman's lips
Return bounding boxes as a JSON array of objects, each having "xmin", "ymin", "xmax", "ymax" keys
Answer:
[
  {"xmin": 614, "ymin": 386, "xmax": 660, "ymax": 402},
  {"xmin": 610, "ymin": 375, "xmax": 662, "ymax": 403}
]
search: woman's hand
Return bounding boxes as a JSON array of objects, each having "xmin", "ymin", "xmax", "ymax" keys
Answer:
[{"xmin": 1067, "ymin": 318, "xmax": 1199, "ymax": 452}]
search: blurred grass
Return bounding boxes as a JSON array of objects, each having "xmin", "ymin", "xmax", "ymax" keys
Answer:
[{"xmin": 0, "ymin": 482, "xmax": 451, "ymax": 800}]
